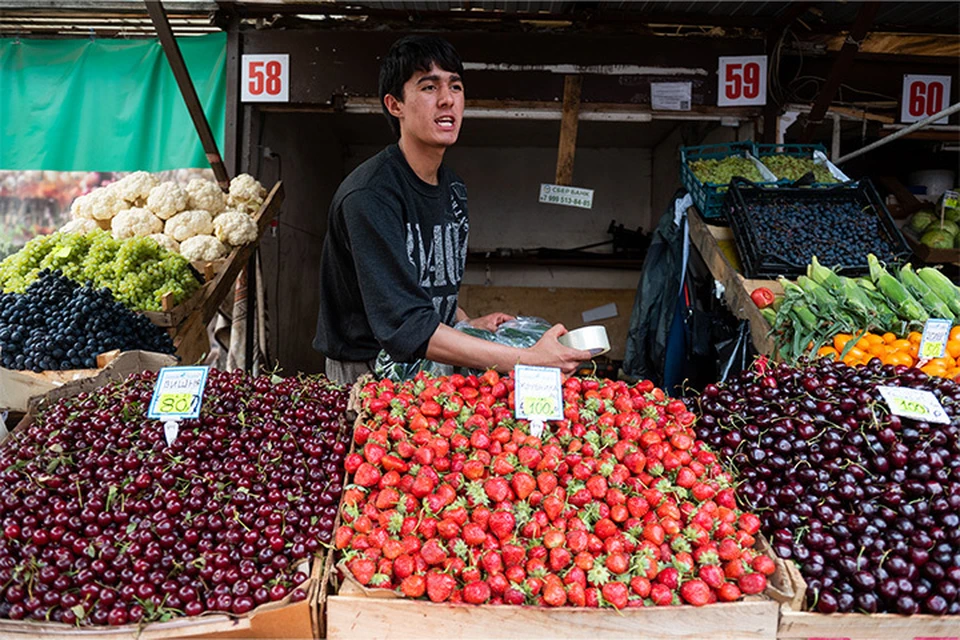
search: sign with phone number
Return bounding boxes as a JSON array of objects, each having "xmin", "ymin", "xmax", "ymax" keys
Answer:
[
  {"xmin": 148, "ymin": 366, "xmax": 210, "ymax": 421},
  {"xmin": 539, "ymin": 184, "xmax": 594, "ymax": 209}
]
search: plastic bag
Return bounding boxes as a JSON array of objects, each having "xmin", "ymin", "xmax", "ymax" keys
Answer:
[{"xmin": 374, "ymin": 316, "xmax": 552, "ymax": 382}]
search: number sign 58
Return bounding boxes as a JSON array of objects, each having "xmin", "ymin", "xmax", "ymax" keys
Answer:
[
  {"xmin": 717, "ymin": 55, "xmax": 768, "ymax": 107},
  {"xmin": 241, "ymin": 54, "xmax": 289, "ymax": 103}
]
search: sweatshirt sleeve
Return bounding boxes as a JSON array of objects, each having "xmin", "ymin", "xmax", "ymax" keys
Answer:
[{"xmin": 341, "ymin": 189, "xmax": 441, "ymax": 362}]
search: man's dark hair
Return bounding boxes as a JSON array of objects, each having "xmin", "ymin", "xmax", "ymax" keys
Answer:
[{"xmin": 379, "ymin": 35, "xmax": 464, "ymax": 138}]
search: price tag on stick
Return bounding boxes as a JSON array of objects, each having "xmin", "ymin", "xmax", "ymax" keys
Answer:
[
  {"xmin": 514, "ymin": 365, "xmax": 564, "ymax": 438},
  {"xmin": 919, "ymin": 318, "xmax": 951, "ymax": 360},
  {"xmin": 148, "ymin": 366, "xmax": 210, "ymax": 421},
  {"xmin": 877, "ymin": 386, "xmax": 950, "ymax": 425}
]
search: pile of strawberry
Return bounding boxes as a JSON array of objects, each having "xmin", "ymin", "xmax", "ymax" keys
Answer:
[{"xmin": 335, "ymin": 371, "xmax": 773, "ymax": 608}]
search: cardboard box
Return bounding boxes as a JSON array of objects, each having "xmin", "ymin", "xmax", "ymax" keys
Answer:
[{"xmin": 0, "ymin": 350, "xmax": 178, "ymax": 413}]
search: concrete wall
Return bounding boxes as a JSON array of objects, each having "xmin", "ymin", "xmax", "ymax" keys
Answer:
[{"xmin": 345, "ymin": 144, "xmax": 652, "ymax": 290}]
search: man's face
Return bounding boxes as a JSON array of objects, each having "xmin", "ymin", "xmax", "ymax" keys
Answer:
[{"xmin": 390, "ymin": 63, "xmax": 464, "ymax": 148}]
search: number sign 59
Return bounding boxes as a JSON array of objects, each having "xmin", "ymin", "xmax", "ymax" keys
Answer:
[
  {"xmin": 717, "ymin": 55, "xmax": 767, "ymax": 107},
  {"xmin": 241, "ymin": 54, "xmax": 289, "ymax": 103}
]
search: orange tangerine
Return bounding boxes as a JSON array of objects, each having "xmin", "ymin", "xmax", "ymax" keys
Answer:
[
  {"xmin": 890, "ymin": 339, "xmax": 912, "ymax": 352},
  {"xmin": 882, "ymin": 332, "xmax": 897, "ymax": 344},
  {"xmin": 951, "ymin": 326, "xmax": 960, "ymax": 341},
  {"xmin": 947, "ymin": 340, "xmax": 960, "ymax": 359},
  {"xmin": 834, "ymin": 334, "xmax": 853, "ymax": 352},
  {"xmin": 848, "ymin": 347, "xmax": 867, "ymax": 361},
  {"xmin": 921, "ymin": 364, "xmax": 947, "ymax": 377},
  {"xmin": 864, "ymin": 333, "xmax": 885, "ymax": 347},
  {"xmin": 888, "ymin": 352, "xmax": 914, "ymax": 367},
  {"xmin": 908, "ymin": 331, "xmax": 922, "ymax": 345},
  {"xmin": 817, "ymin": 346, "xmax": 838, "ymax": 359}
]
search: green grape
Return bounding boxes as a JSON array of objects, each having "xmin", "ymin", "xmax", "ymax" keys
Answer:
[
  {"xmin": 0, "ymin": 230, "xmax": 200, "ymax": 311},
  {"xmin": 760, "ymin": 155, "xmax": 838, "ymax": 183},
  {"xmin": 688, "ymin": 156, "xmax": 764, "ymax": 185}
]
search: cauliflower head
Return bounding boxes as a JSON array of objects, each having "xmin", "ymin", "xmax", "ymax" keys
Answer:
[
  {"xmin": 227, "ymin": 173, "xmax": 266, "ymax": 214},
  {"xmin": 213, "ymin": 211, "xmax": 258, "ymax": 246},
  {"xmin": 164, "ymin": 209, "xmax": 214, "ymax": 242},
  {"xmin": 148, "ymin": 233, "xmax": 180, "ymax": 254},
  {"xmin": 112, "ymin": 171, "xmax": 159, "ymax": 205},
  {"xmin": 72, "ymin": 187, "xmax": 125, "ymax": 221},
  {"xmin": 180, "ymin": 235, "xmax": 228, "ymax": 262},
  {"xmin": 112, "ymin": 207, "xmax": 164, "ymax": 239},
  {"xmin": 147, "ymin": 182, "xmax": 189, "ymax": 220},
  {"xmin": 59, "ymin": 218, "xmax": 101, "ymax": 235},
  {"xmin": 186, "ymin": 178, "xmax": 226, "ymax": 216}
]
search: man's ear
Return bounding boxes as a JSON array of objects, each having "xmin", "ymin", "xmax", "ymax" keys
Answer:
[{"xmin": 383, "ymin": 93, "xmax": 404, "ymax": 118}]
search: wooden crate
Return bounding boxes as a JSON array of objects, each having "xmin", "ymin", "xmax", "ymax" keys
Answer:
[
  {"xmin": 0, "ymin": 350, "xmax": 177, "ymax": 413},
  {"xmin": 687, "ymin": 208, "xmax": 783, "ymax": 357},
  {"xmin": 777, "ymin": 555, "xmax": 960, "ymax": 640},
  {"xmin": 143, "ymin": 181, "xmax": 284, "ymax": 328},
  {"xmin": 0, "ymin": 559, "xmax": 323, "ymax": 640},
  {"xmin": 327, "ymin": 578, "xmax": 780, "ymax": 640},
  {"xmin": 903, "ymin": 231, "xmax": 960, "ymax": 266}
]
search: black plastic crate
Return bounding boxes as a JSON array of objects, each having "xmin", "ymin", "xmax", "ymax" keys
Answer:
[{"xmin": 723, "ymin": 178, "xmax": 911, "ymax": 279}]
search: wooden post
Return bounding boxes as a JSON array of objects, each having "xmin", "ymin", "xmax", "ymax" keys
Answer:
[
  {"xmin": 145, "ymin": 0, "xmax": 231, "ymax": 190},
  {"xmin": 799, "ymin": 2, "xmax": 880, "ymax": 142},
  {"xmin": 555, "ymin": 75, "xmax": 582, "ymax": 186}
]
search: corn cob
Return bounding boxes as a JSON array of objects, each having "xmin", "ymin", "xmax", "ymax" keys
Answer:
[
  {"xmin": 797, "ymin": 275, "xmax": 834, "ymax": 310},
  {"xmin": 917, "ymin": 267, "xmax": 960, "ymax": 317},
  {"xmin": 808, "ymin": 256, "xmax": 844, "ymax": 296},
  {"xmin": 760, "ymin": 307, "xmax": 777, "ymax": 325},
  {"xmin": 839, "ymin": 276, "xmax": 879, "ymax": 321},
  {"xmin": 899, "ymin": 264, "xmax": 955, "ymax": 321},
  {"xmin": 867, "ymin": 254, "xmax": 928, "ymax": 323}
]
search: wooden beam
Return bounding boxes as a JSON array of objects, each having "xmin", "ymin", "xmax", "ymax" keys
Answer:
[
  {"xmin": 145, "ymin": 0, "xmax": 230, "ymax": 189},
  {"xmin": 799, "ymin": 2, "xmax": 881, "ymax": 142},
  {"xmin": 555, "ymin": 75, "xmax": 582, "ymax": 186},
  {"xmin": 222, "ymin": 5, "xmax": 241, "ymax": 177}
]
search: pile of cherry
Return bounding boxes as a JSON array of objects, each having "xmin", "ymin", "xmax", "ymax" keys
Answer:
[
  {"xmin": 0, "ymin": 368, "xmax": 349, "ymax": 626},
  {"xmin": 696, "ymin": 358, "xmax": 960, "ymax": 615}
]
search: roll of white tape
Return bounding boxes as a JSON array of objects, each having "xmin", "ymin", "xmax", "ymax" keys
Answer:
[{"xmin": 558, "ymin": 325, "xmax": 610, "ymax": 356}]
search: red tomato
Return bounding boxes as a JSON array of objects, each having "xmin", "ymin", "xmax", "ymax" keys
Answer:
[{"xmin": 749, "ymin": 287, "xmax": 775, "ymax": 309}]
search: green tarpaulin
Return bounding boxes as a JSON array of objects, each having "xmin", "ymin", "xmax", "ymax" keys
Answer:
[{"xmin": 0, "ymin": 33, "xmax": 226, "ymax": 172}]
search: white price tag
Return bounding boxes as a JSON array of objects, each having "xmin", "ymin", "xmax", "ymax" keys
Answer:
[
  {"xmin": 514, "ymin": 365, "xmax": 564, "ymax": 431},
  {"xmin": 877, "ymin": 386, "xmax": 950, "ymax": 425},
  {"xmin": 717, "ymin": 56, "xmax": 767, "ymax": 107},
  {"xmin": 901, "ymin": 75, "xmax": 951, "ymax": 124},
  {"xmin": 147, "ymin": 366, "xmax": 210, "ymax": 421},
  {"xmin": 651, "ymin": 82, "xmax": 692, "ymax": 111},
  {"xmin": 241, "ymin": 54, "xmax": 290, "ymax": 103},
  {"xmin": 942, "ymin": 190, "xmax": 959, "ymax": 211},
  {"xmin": 539, "ymin": 184, "xmax": 594, "ymax": 209},
  {"xmin": 919, "ymin": 318, "xmax": 951, "ymax": 360},
  {"xmin": 163, "ymin": 420, "xmax": 180, "ymax": 447}
]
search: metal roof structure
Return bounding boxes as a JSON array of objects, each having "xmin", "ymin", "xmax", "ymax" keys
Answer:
[{"xmin": 1, "ymin": 1, "xmax": 957, "ymax": 38}]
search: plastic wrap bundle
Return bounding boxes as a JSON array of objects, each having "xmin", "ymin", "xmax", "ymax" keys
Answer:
[{"xmin": 374, "ymin": 316, "xmax": 552, "ymax": 381}]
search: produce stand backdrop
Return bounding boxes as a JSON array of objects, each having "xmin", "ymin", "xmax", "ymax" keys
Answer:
[{"xmin": 0, "ymin": 33, "xmax": 226, "ymax": 172}]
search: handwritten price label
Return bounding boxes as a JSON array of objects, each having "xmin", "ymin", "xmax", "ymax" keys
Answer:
[
  {"xmin": 514, "ymin": 365, "xmax": 564, "ymax": 430},
  {"xmin": 919, "ymin": 318, "xmax": 951, "ymax": 359},
  {"xmin": 877, "ymin": 386, "xmax": 950, "ymax": 425},
  {"xmin": 148, "ymin": 366, "xmax": 210, "ymax": 421}
]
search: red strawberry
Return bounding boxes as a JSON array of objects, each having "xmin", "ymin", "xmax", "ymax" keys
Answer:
[
  {"xmin": 680, "ymin": 580, "xmax": 711, "ymax": 607},
  {"xmin": 548, "ymin": 547, "xmax": 572, "ymax": 572},
  {"xmin": 484, "ymin": 477, "xmax": 511, "ymax": 503},
  {"xmin": 481, "ymin": 551, "xmax": 503, "ymax": 575},
  {"xmin": 537, "ymin": 472, "xmax": 558, "ymax": 494},
  {"xmin": 601, "ymin": 582, "xmax": 628, "ymax": 609},
  {"xmin": 393, "ymin": 554, "xmax": 415, "ymax": 579},
  {"xmin": 738, "ymin": 573, "xmax": 767, "ymax": 595},
  {"xmin": 344, "ymin": 453, "xmax": 363, "ymax": 474},
  {"xmin": 463, "ymin": 580, "xmax": 491, "ymax": 604},
  {"xmin": 717, "ymin": 538, "xmax": 741, "ymax": 561},
  {"xmin": 718, "ymin": 582, "xmax": 741, "ymax": 602},
  {"xmin": 542, "ymin": 495, "xmax": 564, "ymax": 521},
  {"xmin": 400, "ymin": 574, "xmax": 426, "ymax": 598},
  {"xmin": 594, "ymin": 518, "xmax": 618, "ymax": 540},
  {"xmin": 698, "ymin": 564, "xmax": 725, "ymax": 590},
  {"xmin": 752, "ymin": 555, "xmax": 776, "ymax": 576},
  {"xmin": 675, "ymin": 467, "xmax": 697, "ymax": 488},
  {"xmin": 649, "ymin": 582, "xmax": 673, "ymax": 606},
  {"xmin": 566, "ymin": 530, "xmax": 588, "ymax": 553},
  {"xmin": 605, "ymin": 553, "xmax": 629, "ymax": 575},
  {"xmin": 643, "ymin": 522, "xmax": 665, "ymax": 546},
  {"xmin": 658, "ymin": 567, "xmax": 679, "ymax": 590},
  {"xmin": 501, "ymin": 543, "xmax": 526, "ymax": 567},
  {"xmin": 511, "ymin": 472, "xmax": 536, "ymax": 501},
  {"xmin": 586, "ymin": 475, "xmax": 608, "ymax": 499},
  {"xmin": 420, "ymin": 538, "xmax": 447, "ymax": 566},
  {"xmin": 488, "ymin": 510, "xmax": 516, "ymax": 540},
  {"xmin": 462, "ymin": 522, "xmax": 486, "ymax": 547},
  {"xmin": 630, "ymin": 576, "xmax": 651, "ymax": 598},
  {"xmin": 411, "ymin": 472, "xmax": 436, "ymax": 498},
  {"xmin": 354, "ymin": 463, "xmax": 381, "ymax": 488},
  {"xmin": 426, "ymin": 571, "xmax": 455, "ymax": 602},
  {"xmin": 348, "ymin": 557, "xmax": 376, "ymax": 585},
  {"xmin": 334, "ymin": 526, "xmax": 353, "ymax": 549},
  {"xmin": 543, "ymin": 581, "xmax": 567, "ymax": 607},
  {"xmin": 738, "ymin": 513, "xmax": 761, "ymax": 536}
]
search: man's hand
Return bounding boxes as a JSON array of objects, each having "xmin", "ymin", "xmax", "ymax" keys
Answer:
[
  {"xmin": 526, "ymin": 324, "xmax": 592, "ymax": 374},
  {"xmin": 468, "ymin": 312, "xmax": 515, "ymax": 333}
]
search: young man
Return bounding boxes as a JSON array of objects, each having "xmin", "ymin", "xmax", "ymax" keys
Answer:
[{"xmin": 314, "ymin": 35, "xmax": 590, "ymax": 384}]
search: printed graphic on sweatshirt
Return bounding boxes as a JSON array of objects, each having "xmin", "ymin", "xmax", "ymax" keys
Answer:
[{"xmin": 405, "ymin": 181, "xmax": 469, "ymax": 323}]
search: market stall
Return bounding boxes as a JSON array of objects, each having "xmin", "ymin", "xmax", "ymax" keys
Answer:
[{"xmin": 1, "ymin": 1, "xmax": 959, "ymax": 638}]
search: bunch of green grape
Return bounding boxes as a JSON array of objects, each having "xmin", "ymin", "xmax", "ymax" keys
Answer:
[
  {"xmin": 688, "ymin": 156, "xmax": 764, "ymax": 184},
  {"xmin": 760, "ymin": 155, "xmax": 838, "ymax": 183},
  {"xmin": 0, "ymin": 231, "xmax": 200, "ymax": 312}
]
